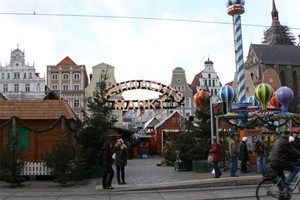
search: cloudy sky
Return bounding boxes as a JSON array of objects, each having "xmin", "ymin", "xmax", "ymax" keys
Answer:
[{"xmin": 0, "ymin": 0, "xmax": 299, "ymax": 99}]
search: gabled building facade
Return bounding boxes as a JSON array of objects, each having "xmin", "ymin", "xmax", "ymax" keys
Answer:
[
  {"xmin": 168, "ymin": 67, "xmax": 194, "ymax": 118},
  {"xmin": 0, "ymin": 47, "xmax": 45, "ymax": 100},
  {"xmin": 190, "ymin": 58, "xmax": 223, "ymax": 107},
  {"xmin": 244, "ymin": 0, "xmax": 300, "ymax": 113},
  {"xmin": 46, "ymin": 56, "xmax": 89, "ymax": 118},
  {"xmin": 85, "ymin": 63, "xmax": 123, "ymax": 128}
]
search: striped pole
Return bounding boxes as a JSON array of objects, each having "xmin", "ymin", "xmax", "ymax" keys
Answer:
[
  {"xmin": 233, "ymin": 14, "xmax": 246, "ymax": 103},
  {"xmin": 227, "ymin": 0, "xmax": 246, "ymax": 103}
]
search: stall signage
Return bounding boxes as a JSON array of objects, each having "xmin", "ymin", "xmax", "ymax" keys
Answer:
[{"xmin": 104, "ymin": 80, "xmax": 184, "ymax": 110}]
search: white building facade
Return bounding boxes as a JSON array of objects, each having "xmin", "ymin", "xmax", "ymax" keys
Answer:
[
  {"xmin": 197, "ymin": 58, "xmax": 222, "ymax": 97},
  {"xmin": 0, "ymin": 47, "xmax": 45, "ymax": 100}
]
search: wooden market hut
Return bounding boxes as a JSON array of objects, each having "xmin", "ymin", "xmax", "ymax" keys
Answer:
[
  {"xmin": 154, "ymin": 111, "xmax": 185, "ymax": 155},
  {"xmin": 0, "ymin": 100, "xmax": 79, "ymax": 163}
]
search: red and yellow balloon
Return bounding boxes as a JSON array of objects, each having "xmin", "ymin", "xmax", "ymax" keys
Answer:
[
  {"xmin": 194, "ymin": 90, "xmax": 210, "ymax": 109},
  {"xmin": 270, "ymin": 92, "xmax": 281, "ymax": 109}
]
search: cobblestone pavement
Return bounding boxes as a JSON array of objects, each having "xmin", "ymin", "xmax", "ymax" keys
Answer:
[
  {"xmin": 95, "ymin": 156, "xmax": 261, "ymax": 191},
  {"xmin": 0, "ymin": 156, "xmax": 261, "ymax": 193}
]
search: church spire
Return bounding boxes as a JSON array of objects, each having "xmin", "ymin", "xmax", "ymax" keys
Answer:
[
  {"xmin": 262, "ymin": 0, "xmax": 295, "ymax": 45},
  {"xmin": 271, "ymin": 0, "xmax": 280, "ymax": 25}
]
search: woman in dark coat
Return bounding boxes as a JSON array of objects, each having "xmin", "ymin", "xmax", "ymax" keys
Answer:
[
  {"xmin": 239, "ymin": 137, "xmax": 249, "ymax": 173},
  {"xmin": 102, "ymin": 142, "xmax": 114, "ymax": 189},
  {"xmin": 209, "ymin": 136, "xmax": 222, "ymax": 178},
  {"xmin": 114, "ymin": 138, "xmax": 128, "ymax": 184}
]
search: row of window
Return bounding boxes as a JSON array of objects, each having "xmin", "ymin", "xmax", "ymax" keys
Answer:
[
  {"xmin": 51, "ymin": 84, "xmax": 80, "ymax": 90},
  {"xmin": 1, "ymin": 72, "xmax": 33, "ymax": 79},
  {"xmin": 204, "ymin": 79, "xmax": 219, "ymax": 87},
  {"xmin": 51, "ymin": 73, "xmax": 81, "ymax": 80},
  {"xmin": 2, "ymin": 83, "xmax": 40, "ymax": 92}
]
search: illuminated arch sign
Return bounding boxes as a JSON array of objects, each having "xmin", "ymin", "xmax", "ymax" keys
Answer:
[{"xmin": 104, "ymin": 80, "xmax": 185, "ymax": 110}]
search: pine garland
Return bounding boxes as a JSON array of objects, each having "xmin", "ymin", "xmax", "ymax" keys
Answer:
[
  {"xmin": 0, "ymin": 116, "xmax": 79, "ymax": 133},
  {"xmin": 221, "ymin": 114, "xmax": 295, "ymax": 130}
]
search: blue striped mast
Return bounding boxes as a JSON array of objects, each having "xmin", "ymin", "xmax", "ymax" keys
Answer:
[{"xmin": 226, "ymin": 0, "xmax": 246, "ymax": 103}]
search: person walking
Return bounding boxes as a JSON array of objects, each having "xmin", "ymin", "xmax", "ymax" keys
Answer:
[
  {"xmin": 102, "ymin": 142, "xmax": 115, "ymax": 189},
  {"xmin": 239, "ymin": 136, "xmax": 249, "ymax": 173},
  {"xmin": 209, "ymin": 136, "xmax": 222, "ymax": 178},
  {"xmin": 253, "ymin": 135, "xmax": 267, "ymax": 176},
  {"xmin": 229, "ymin": 134, "xmax": 239, "ymax": 177},
  {"xmin": 114, "ymin": 138, "xmax": 128, "ymax": 185}
]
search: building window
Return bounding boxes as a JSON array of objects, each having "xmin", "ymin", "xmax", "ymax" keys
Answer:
[
  {"xmin": 100, "ymin": 74, "xmax": 106, "ymax": 81},
  {"xmin": 73, "ymin": 99, "xmax": 80, "ymax": 108},
  {"xmin": 74, "ymin": 85, "xmax": 80, "ymax": 90},
  {"xmin": 7, "ymin": 73, "xmax": 10, "ymax": 79},
  {"xmin": 280, "ymin": 70, "xmax": 286, "ymax": 86},
  {"xmin": 52, "ymin": 84, "xmax": 58, "ymax": 90},
  {"xmin": 25, "ymin": 84, "xmax": 30, "ymax": 92},
  {"xmin": 62, "ymin": 73, "xmax": 69, "ymax": 80},
  {"xmin": 181, "ymin": 86, "xmax": 185, "ymax": 91},
  {"xmin": 1, "ymin": 73, "xmax": 4, "ymax": 79},
  {"xmin": 23, "ymin": 73, "xmax": 27, "ymax": 79},
  {"xmin": 14, "ymin": 73, "xmax": 20, "ymax": 79},
  {"xmin": 37, "ymin": 84, "xmax": 40, "ymax": 92},
  {"xmin": 177, "ymin": 78, "xmax": 181, "ymax": 82},
  {"xmin": 185, "ymin": 97, "xmax": 190, "ymax": 107},
  {"xmin": 51, "ymin": 73, "xmax": 58, "ymax": 80},
  {"xmin": 64, "ymin": 99, "xmax": 69, "ymax": 104},
  {"xmin": 29, "ymin": 73, "xmax": 32, "ymax": 79},
  {"xmin": 209, "ymin": 80, "xmax": 211, "ymax": 86},
  {"xmin": 208, "ymin": 74, "xmax": 211, "ymax": 78},
  {"xmin": 3, "ymin": 84, "xmax": 8, "ymax": 92},
  {"xmin": 63, "ymin": 84, "xmax": 69, "ymax": 90},
  {"xmin": 73, "ymin": 73, "xmax": 80, "ymax": 80},
  {"xmin": 14, "ymin": 84, "xmax": 19, "ymax": 92}
]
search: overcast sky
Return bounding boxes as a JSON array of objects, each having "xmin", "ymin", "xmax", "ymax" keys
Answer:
[{"xmin": 0, "ymin": 0, "xmax": 299, "ymax": 99}]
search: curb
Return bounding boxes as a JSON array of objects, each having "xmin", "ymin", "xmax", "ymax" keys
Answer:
[{"xmin": 97, "ymin": 175, "xmax": 262, "ymax": 192}]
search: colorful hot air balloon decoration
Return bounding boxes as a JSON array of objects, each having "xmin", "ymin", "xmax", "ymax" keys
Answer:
[
  {"xmin": 254, "ymin": 83, "xmax": 273, "ymax": 110},
  {"xmin": 276, "ymin": 86, "xmax": 294, "ymax": 112},
  {"xmin": 194, "ymin": 90, "xmax": 210, "ymax": 110},
  {"xmin": 218, "ymin": 85, "xmax": 236, "ymax": 112},
  {"xmin": 269, "ymin": 92, "xmax": 281, "ymax": 109}
]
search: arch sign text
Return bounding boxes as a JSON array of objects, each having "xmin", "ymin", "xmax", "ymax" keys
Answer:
[{"xmin": 104, "ymin": 80, "xmax": 185, "ymax": 110}]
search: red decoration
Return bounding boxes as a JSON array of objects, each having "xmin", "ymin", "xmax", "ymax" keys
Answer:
[
  {"xmin": 194, "ymin": 91, "xmax": 210, "ymax": 109},
  {"xmin": 270, "ymin": 93, "xmax": 281, "ymax": 108}
]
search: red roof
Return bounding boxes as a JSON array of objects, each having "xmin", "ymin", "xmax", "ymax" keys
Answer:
[
  {"xmin": 57, "ymin": 56, "xmax": 77, "ymax": 66},
  {"xmin": 0, "ymin": 100, "xmax": 79, "ymax": 120}
]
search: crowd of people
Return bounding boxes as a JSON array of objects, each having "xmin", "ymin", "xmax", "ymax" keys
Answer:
[
  {"xmin": 102, "ymin": 131, "xmax": 300, "ymax": 189},
  {"xmin": 208, "ymin": 130, "xmax": 300, "ymax": 185}
]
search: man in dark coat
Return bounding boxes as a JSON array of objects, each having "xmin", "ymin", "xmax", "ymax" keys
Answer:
[
  {"xmin": 102, "ymin": 142, "xmax": 115, "ymax": 189},
  {"xmin": 239, "ymin": 136, "xmax": 249, "ymax": 173},
  {"xmin": 270, "ymin": 131, "xmax": 300, "ymax": 185}
]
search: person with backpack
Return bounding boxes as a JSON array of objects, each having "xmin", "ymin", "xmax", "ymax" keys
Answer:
[{"xmin": 253, "ymin": 135, "xmax": 267, "ymax": 177}]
